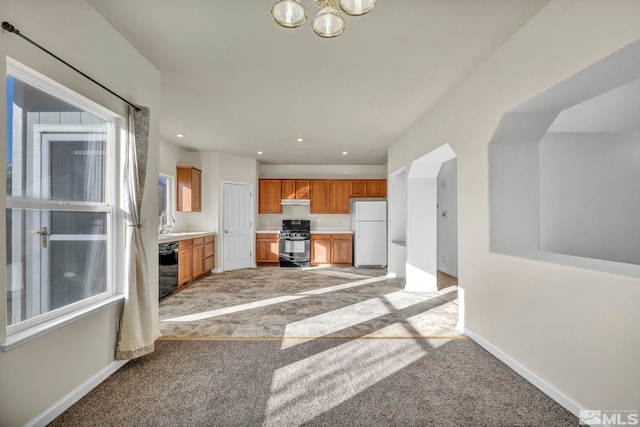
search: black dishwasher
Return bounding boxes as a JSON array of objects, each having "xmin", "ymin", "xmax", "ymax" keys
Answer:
[{"xmin": 159, "ymin": 241, "xmax": 179, "ymax": 299}]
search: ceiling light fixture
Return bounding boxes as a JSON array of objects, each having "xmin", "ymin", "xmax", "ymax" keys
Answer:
[
  {"xmin": 271, "ymin": 0, "xmax": 377, "ymax": 38},
  {"xmin": 176, "ymin": 134, "xmax": 184, "ymax": 138},
  {"xmin": 296, "ymin": 138, "xmax": 304, "ymax": 142},
  {"xmin": 257, "ymin": 151, "xmax": 264, "ymax": 155},
  {"xmin": 342, "ymin": 151, "xmax": 348, "ymax": 155}
]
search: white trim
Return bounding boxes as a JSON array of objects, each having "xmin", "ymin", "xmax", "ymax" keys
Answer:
[
  {"xmin": 464, "ymin": 326, "xmax": 585, "ymax": 418},
  {"xmin": 25, "ymin": 359, "xmax": 128, "ymax": 427},
  {"xmin": 7, "ymin": 57, "xmax": 123, "ymax": 121}
]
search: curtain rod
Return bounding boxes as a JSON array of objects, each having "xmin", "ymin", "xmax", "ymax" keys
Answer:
[{"xmin": 2, "ymin": 21, "xmax": 141, "ymax": 112}]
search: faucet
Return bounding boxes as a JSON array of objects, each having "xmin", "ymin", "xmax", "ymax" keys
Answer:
[{"xmin": 159, "ymin": 212, "xmax": 176, "ymax": 234}]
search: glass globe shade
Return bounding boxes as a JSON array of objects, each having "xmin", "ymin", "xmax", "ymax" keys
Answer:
[
  {"xmin": 311, "ymin": 6, "xmax": 346, "ymax": 38},
  {"xmin": 339, "ymin": 0, "xmax": 377, "ymax": 16},
  {"xmin": 271, "ymin": 0, "xmax": 307, "ymax": 28}
]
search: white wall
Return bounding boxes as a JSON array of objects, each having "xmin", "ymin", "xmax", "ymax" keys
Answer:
[
  {"xmin": 539, "ymin": 132, "xmax": 640, "ymax": 265},
  {"xmin": 258, "ymin": 205, "xmax": 352, "ymax": 232},
  {"xmin": 406, "ymin": 176, "xmax": 438, "ymax": 291},
  {"xmin": 259, "ymin": 164, "xmax": 386, "ymax": 179},
  {"xmin": 388, "ymin": 168, "xmax": 407, "ymax": 277},
  {"xmin": 437, "ymin": 158, "xmax": 458, "ymax": 276},
  {"xmin": 0, "ymin": 1, "xmax": 161, "ymax": 425},
  {"xmin": 387, "ymin": 0, "xmax": 640, "ymax": 414},
  {"xmin": 159, "ymin": 144, "xmax": 258, "ymax": 269}
]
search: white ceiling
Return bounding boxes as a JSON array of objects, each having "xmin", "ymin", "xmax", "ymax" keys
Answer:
[{"xmin": 87, "ymin": 0, "xmax": 549, "ymax": 165}]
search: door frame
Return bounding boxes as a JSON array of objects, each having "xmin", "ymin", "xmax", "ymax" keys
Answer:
[{"xmin": 219, "ymin": 180, "xmax": 255, "ymax": 272}]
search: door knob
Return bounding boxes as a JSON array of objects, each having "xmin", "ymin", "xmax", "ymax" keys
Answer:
[{"xmin": 224, "ymin": 229, "xmax": 229, "ymax": 234}]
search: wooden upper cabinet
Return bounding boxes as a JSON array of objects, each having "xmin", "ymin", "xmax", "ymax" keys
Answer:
[
  {"xmin": 366, "ymin": 180, "xmax": 387, "ymax": 197},
  {"xmin": 296, "ymin": 180, "xmax": 310, "ymax": 199},
  {"xmin": 350, "ymin": 180, "xmax": 367, "ymax": 197},
  {"xmin": 310, "ymin": 180, "xmax": 330, "ymax": 214},
  {"xmin": 350, "ymin": 179, "xmax": 387, "ymax": 198},
  {"xmin": 192, "ymin": 168, "xmax": 202, "ymax": 211},
  {"xmin": 177, "ymin": 166, "xmax": 202, "ymax": 212},
  {"xmin": 259, "ymin": 179, "xmax": 282, "ymax": 213},
  {"xmin": 282, "ymin": 179, "xmax": 309, "ymax": 199},
  {"xmin": 330, "ymin": 180, "xmax": 351, "ymax": 214},
  {"xmin": 281, "ymin": 180, "xmax": 296, "ymax": 199}
]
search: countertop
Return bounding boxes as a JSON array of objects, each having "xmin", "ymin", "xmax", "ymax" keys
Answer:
[
  {"xmin": 256, "ymin": 230, "xmax": 353, "ymax": 235},
  {"xmin": 158, "ymin": 231, "xmax": 216, "ymax": 244}
]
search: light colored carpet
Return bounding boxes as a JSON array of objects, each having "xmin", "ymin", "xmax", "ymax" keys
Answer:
[{"xmin": 50, "ymin": 338, "xmax": 576, "ymax": 426}]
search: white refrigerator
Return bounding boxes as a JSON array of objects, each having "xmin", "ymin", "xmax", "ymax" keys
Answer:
[{"xmin": 352, "ymin": 201, "xmax": 387, "ymax": 267}]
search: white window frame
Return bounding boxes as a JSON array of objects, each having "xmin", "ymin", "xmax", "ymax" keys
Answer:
[
  {"xmin": 2, "ymin": 58, "xmax": 120, "ymax": 348},
  {"xmin": 159, "ymin": 173, "xmax": 176, "ymax": 219}
]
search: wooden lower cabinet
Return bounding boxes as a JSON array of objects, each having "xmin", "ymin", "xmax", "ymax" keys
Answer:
[
  {"xmin": 311, "ymin": 234, "xmax": 332, "ymax": 265},
  {"xmin": 178, "ymin": 240, "xmax": 193, "ymax": 287},
  {"xmin": 192, "ymin": 237, "xmax": 205, "ymax": 278},
  {"xmin": 311, "ymin": 234, "xmax": 353, "ymax": 266},
  {"xmin": 256, "ymin": 233, "xmax": 280, "ymax": 265},
  {"xmin": 177, "ymin": 234, "xmax": 215, "ymax": 288},
  {"xmin": 204, "ymin": 235, "xmax": 215, "ymax": 273},
  {"xmin": 331, "ymin": 235, "xmax": 353, "ymax": 264}
]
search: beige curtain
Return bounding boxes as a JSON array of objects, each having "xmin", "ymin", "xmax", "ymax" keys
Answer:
[{"xmin": 116, "ymin": 106, "xmax": 157, "ymax": 360}]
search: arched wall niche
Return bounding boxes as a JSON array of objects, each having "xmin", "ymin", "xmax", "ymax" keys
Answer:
[{"xmin": 489, "ymin": 39, "xmax": 640, "ymax": 277}]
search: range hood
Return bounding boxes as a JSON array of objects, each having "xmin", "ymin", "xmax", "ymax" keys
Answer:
[{"xmin": 281, "ymin": 199, "xmax": 310, "ymax": 206}]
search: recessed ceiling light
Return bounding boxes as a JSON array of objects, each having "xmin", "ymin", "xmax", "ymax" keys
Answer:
[
  {"xmin": 342, "ymin": 151, "xmax": 348, "ymax": 155},
  {"xmin": 176, "ymin": 134, "xmax": 184, "ymax": 138},
  {"xmin": 257, "ymin": 151, "xmax": 263, "ymax": 155},
  {"xmin": 296, "ymin": 138, "xmax": 304, "ymax": 142}
]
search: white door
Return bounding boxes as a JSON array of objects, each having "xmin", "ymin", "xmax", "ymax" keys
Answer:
[{"xmin": 222, "ymin": 182, "xmax": 253, "ymax": 271}]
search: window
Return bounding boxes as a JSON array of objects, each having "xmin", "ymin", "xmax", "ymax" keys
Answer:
[
  {"xmin": 5, "ymin": 61, "xmax": 116, "ymax": 335},
  {"xmin": 158, "ymin": 173, "xmax": 175, "ymax": 217}
]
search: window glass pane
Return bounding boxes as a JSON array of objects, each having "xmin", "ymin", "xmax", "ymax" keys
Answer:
[
  {"xmin": 7, "ymin": 77, "xmax": 107, "ymax": 202},
  {"xmin": 50, "ymin": 139, "xmax": 105, "ymax": 202},
  {"xmin": 159, "ymin": 176, "xmax": 168, "ymax": 216},
  {"xmin": 6, "ymin": 209, "xmax": 107, "ymax": 325}
]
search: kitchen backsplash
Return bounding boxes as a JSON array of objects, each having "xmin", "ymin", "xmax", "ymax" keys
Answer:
[{"xmin": 257, "ymin": 205, "xmax": 352, "ymax": 231}]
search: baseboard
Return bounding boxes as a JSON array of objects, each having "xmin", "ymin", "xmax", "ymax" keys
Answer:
[
  {"xmin": 464, "ymin": 327, "xmax": 584, "ymax": 418},
  {"xmin": 212, "ymin": 268, "xmax": 223, "ymax": 273},
  {"xmin": 437, "ymin": 266, "xmax": 458, "ymax": 277},
  {"xmin": 26, "ymin": 359, "xmax": 128, "ymax": 427}
]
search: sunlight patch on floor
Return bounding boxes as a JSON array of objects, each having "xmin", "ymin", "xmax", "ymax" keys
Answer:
[
  {"xmin": 308, "ymin": 269, "xmax": 375, "ymax": 279},
  {"xmin": 264, "ymin": 334, "xmax": 452, "ymax": 426},
  {"xmin": 281, "ymin": 291, "xmax": 445, "ymax": 348},
  {"xmin": 162, "ymin": 275, "xmax": 390, "ymax": 323}
]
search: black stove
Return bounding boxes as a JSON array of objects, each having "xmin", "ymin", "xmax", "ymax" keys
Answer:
[{"xmin": 280, "ymin": 220, "xmax": 311, "ymax": 267}]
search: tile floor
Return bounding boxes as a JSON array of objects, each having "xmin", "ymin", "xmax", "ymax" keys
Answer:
[{"xmin": 159, "ymin": 266, "xmax": 459, "ymax": 340}]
